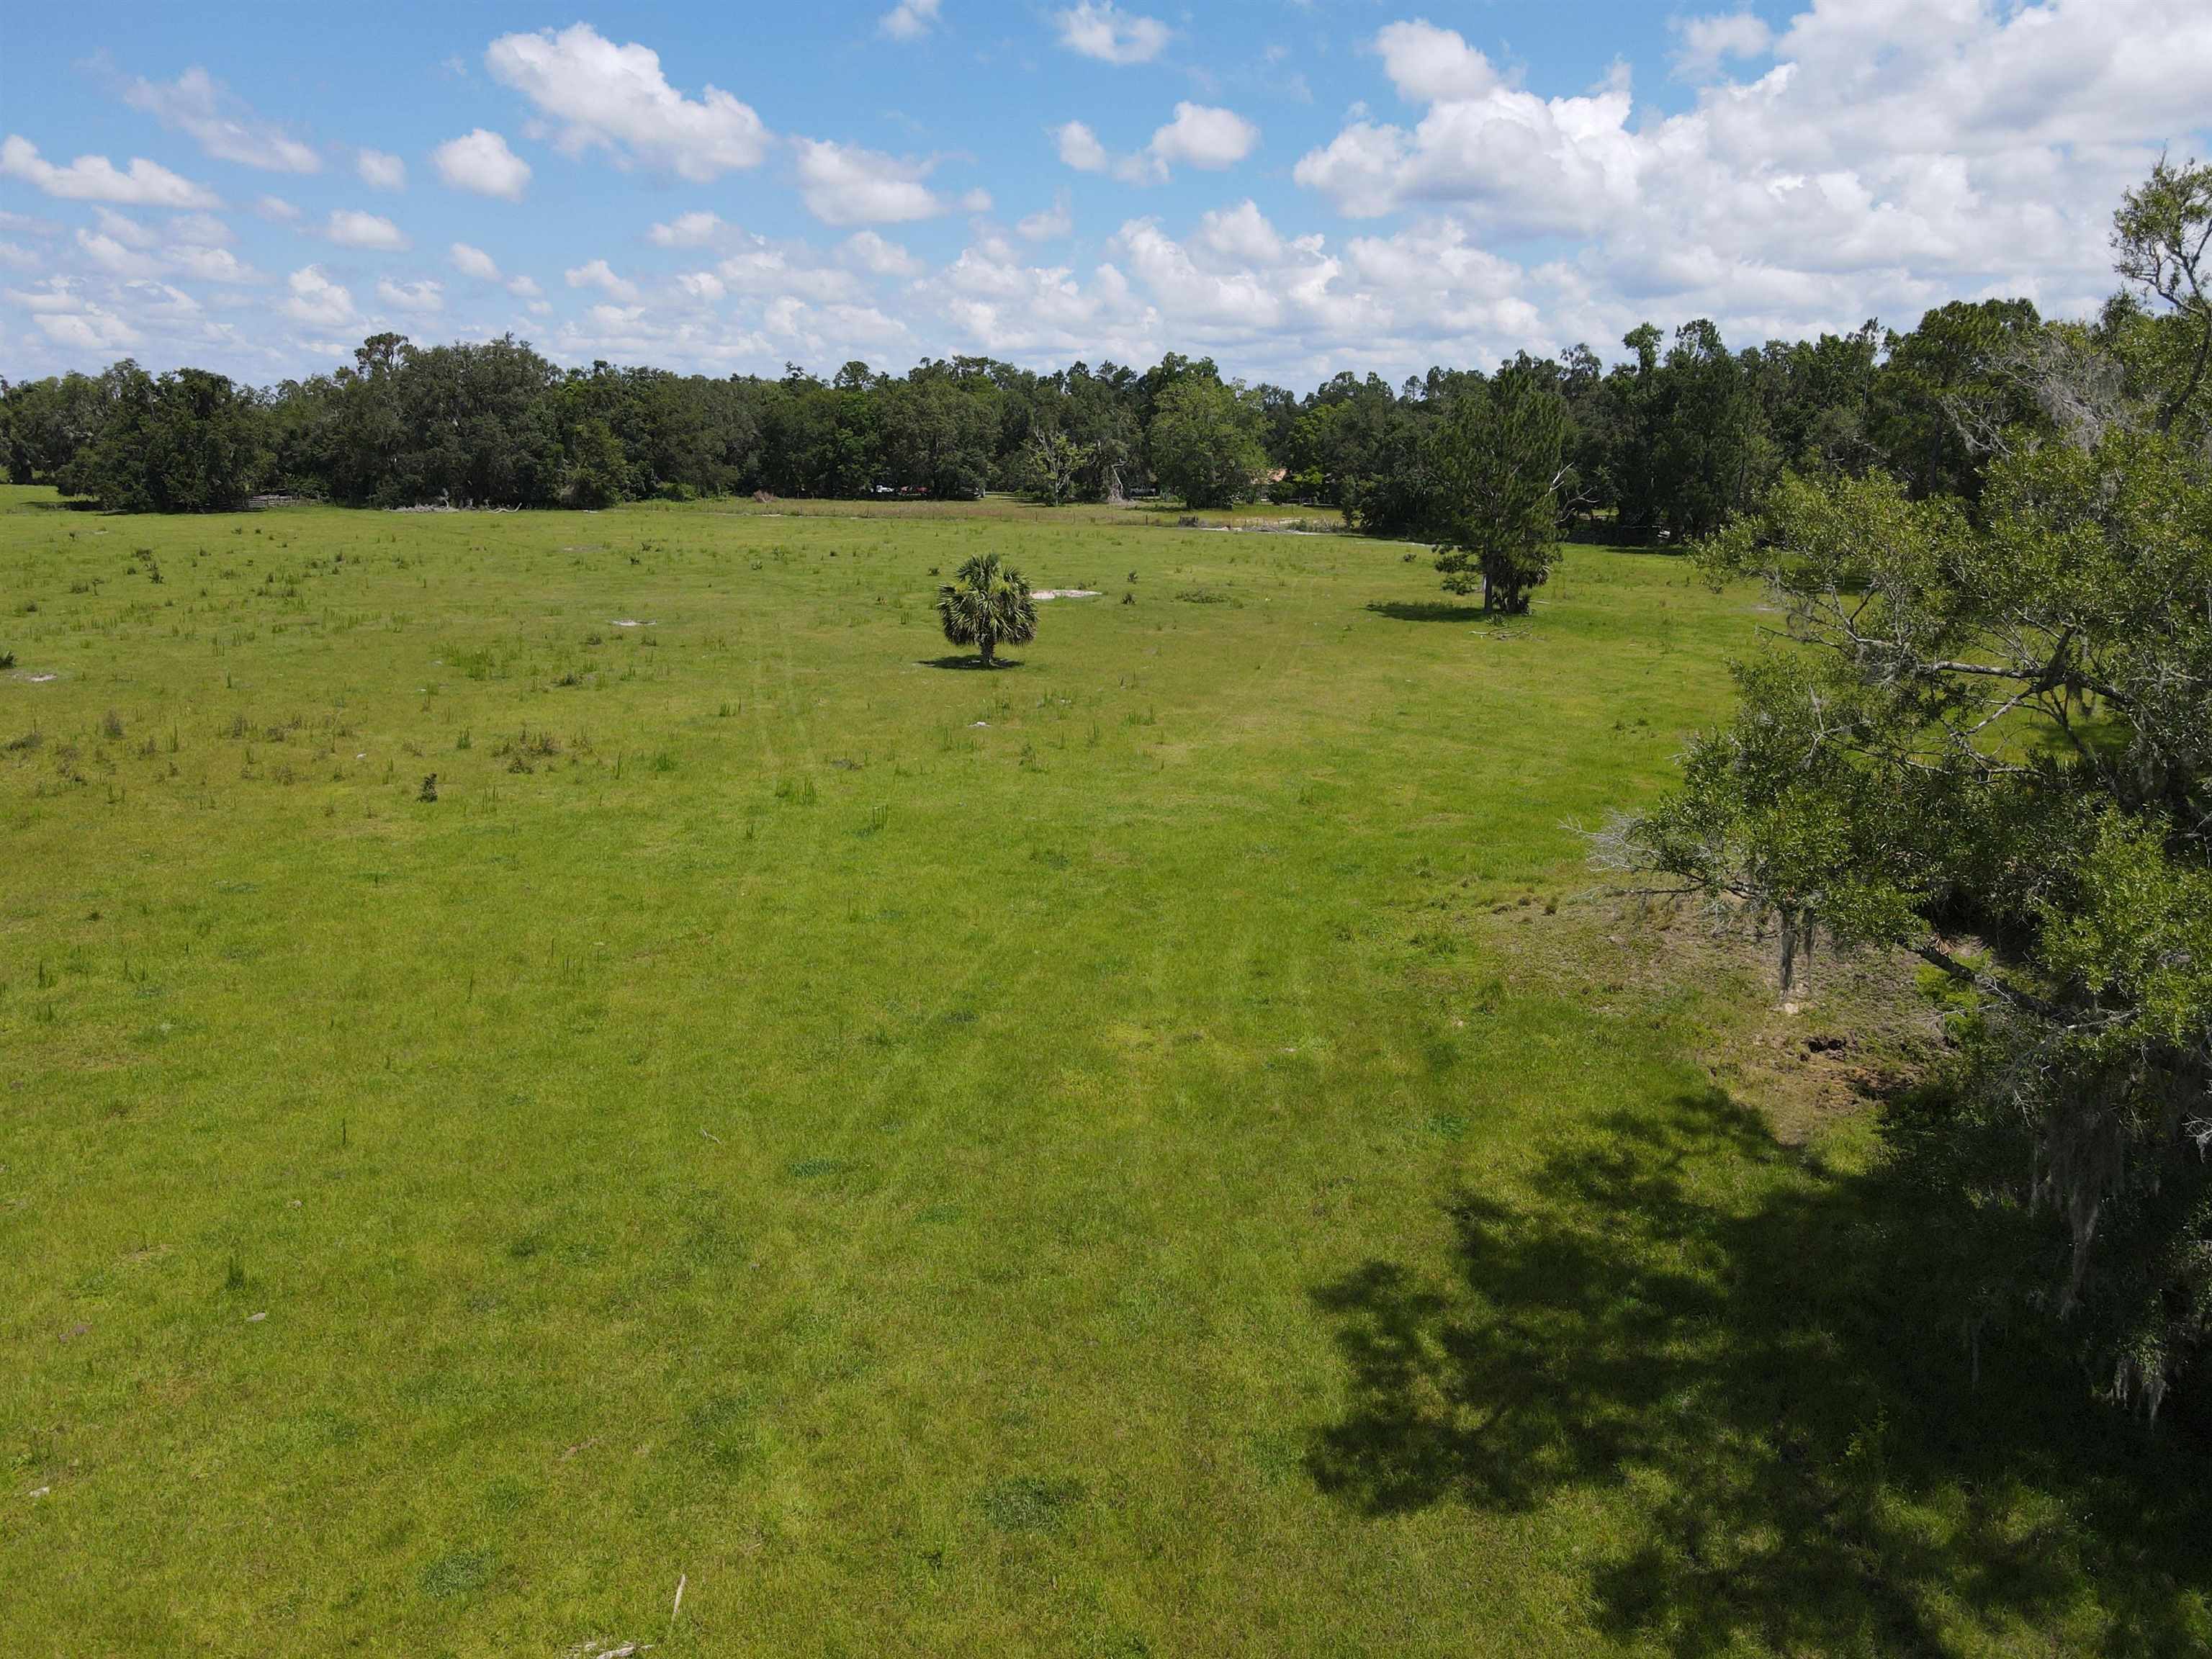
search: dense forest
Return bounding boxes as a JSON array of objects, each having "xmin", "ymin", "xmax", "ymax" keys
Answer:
[{"xmin": 0, "ymin": 292, "xmax": 2125, "ymax": 536}]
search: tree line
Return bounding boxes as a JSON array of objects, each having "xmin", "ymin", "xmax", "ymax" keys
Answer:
[{"xmin": 0, "ymin": 297, "xmax": 2070, "ymax": 536}]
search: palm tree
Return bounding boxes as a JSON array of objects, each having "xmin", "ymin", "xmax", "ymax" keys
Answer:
[{"xmin": 935, "ymin": 551, "xmax": 1038, "ymax": 667}]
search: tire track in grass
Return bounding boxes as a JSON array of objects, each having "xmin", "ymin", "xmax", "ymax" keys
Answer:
[
  {"xmin": 751, "ymin": 527, "xmax": 1308, "ymax": 1511},
  {"xmin": 795, "ymin": 621, "xmax": 990, "ymax": 1296},
  {"xmin": 758, "ymin": 527, "xmax": 1033, "ymax": 1397},
  {"xmin": 814, "ymin": 942, "xmax": 997, "ymax": 1303},
  {"xmin": 707, "ymin": 765, "xmax": 1005, "ymax": 1493},
  {"xmin": 743, "ymin": 595, "xmax": 781, "ymax": 781}
]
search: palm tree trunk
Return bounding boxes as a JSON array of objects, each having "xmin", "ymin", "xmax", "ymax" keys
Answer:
[{"xmin": 979, "ymin": 634, "xmax": 995, "ymax": 667}]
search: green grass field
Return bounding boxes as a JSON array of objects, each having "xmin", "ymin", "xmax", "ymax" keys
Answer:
[{"xmin": 3, "ymin": 487, "xmax": 2207, "ymax": 1655}]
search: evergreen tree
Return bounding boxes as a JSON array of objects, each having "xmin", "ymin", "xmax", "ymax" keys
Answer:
[{"xmin": 1430, "ymin": 367, "xmax": 1571, "ymax": 613}]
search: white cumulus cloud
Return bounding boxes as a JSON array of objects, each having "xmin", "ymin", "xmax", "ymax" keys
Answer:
[
  {"xmin": 486, "ymin": 23, "xmax": 770, "ymax": 180},
  {"xmin": 649, "ymin": 210, "xmax": 726, "ymax": 248},
  {"xmin": 1292, "ymin": 27, "xmax": 1640, "ymax": 233},
  {"xmin": 1671, "ymin": 12, "xmax": 1776, "ymax": 79},
  {"xmin": 1056, "ymin": 104, "xmax": 1257, "ymax": 184},
  {"xmin": 0, "ymin": 136, "xmax": 217, "ymax": 208},
  {"xmin": 716, "ymin": 236, "xmax": 862, "ymax": 302},
  {"xmin": 880, "ymin": 0, "xmax": 943, "ymax": 41},
  {"xmin": 1056, "ymin": 122, "xmax": 1111, "ymax": 173},
  {"xmin": 565, "ymin": 258, "xmax": 641, "ymax": 302},
  {"xmin": 1264, "ymin": 0, "xmax": 2212, "ymax": 373},
  {"xmin": 1056, "ymin": 2, "xmax": 1170, "ymax": 66},
  {"xmin": 356, "ymin": 149, "xmax": 407, "ymax": 190},
  {"xmin": 122, "ymin": 68, "xmax": 319, "ymax": 173},
  {"xmin": 841, "ymin": 230, "xmax": 923, "ymax": 276},
  {"xmin": 38, "ymin": 303, "xmax": 142, "ymax": 352},
  {"xmin": 76, "ymin": 228, "xmax": 158, "ymax": 279},
  {"xmin": 794, "ymin": 140, "xmax": 953, "ymax": 225},
  {"xmin": 168, "ymin": 212, "xmax": 232, "ymax": 247},
  {"xmin": 91, "ymin": 207, "xmax": 157, "ymax": 249},
  {"xmin": 169, "ymin": 244, "xmax": 259, "ymax": 284},
  {"xmin": 1017, "ymin": 192, "xmax": 1074, "ymax": 241},
  {"xmin": 1147, "ymin": 103, "xmax": 1259, "ymax": 171},
  {"xmin": 1192, "ymin": 199, "xmax": 1285, "ymax": 267},
  {"xmin": 449, "ymin": 242, "xmax": 501, "ymax": 281},
  {"xmin": 282, "ymin": 264, "xmax": 355, "ymax": 328},
  {"xmin": 433, "ymin": 130, "xmax": 531, "ymax": 200},
  {"xmin": 921, "ymin": 237, "xmax": 1156, "ymax": 360},
  {"xmin": 325, "ymin": 210, "xmax": 408, "ymax": 251},
  {"xmin": 376, "ymin": 276, "xmax": 444, "ymax": 314},
  {"xmin": 1372, "ymin": 19, "xmax": 1500, "ymax": 104}
]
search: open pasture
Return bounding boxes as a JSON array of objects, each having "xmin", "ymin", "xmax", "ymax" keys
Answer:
[{"xmin": 1, "ymin": 490, "xmax": 2206, "ymax": 1655}]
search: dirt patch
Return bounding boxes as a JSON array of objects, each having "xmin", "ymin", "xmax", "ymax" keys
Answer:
[
  {"xmin": 1030, "ymin": 589, "xmax": 1100, "ymax": 601},
  {"xmin": 1626, "ymin": 899, "xmax": 1939, "ymax": 1142},
  {"xmin": 1490, "ymin": 893, "xmax": 1944, "ymax": 1145}
]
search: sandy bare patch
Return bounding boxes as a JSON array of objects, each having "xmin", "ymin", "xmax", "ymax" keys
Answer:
[
  {"xmin": 1443, "ymin": 894, "xmax": 1942, "ymax": 1145},
  {"xmin": 1577, "ymin": 899, "xmax": 1940, "ymax": 1141},
  {"xmin": 1031, "ymin": 589, "xmax": 1100, "ymax": 601}
]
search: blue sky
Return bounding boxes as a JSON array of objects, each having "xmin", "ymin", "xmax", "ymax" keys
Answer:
[{"xmin": 3, "ymin": 1, "xmax": 2208, "ymax": 386}]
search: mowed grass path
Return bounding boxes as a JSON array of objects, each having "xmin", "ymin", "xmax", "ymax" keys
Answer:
[{"xmin": 2, "ymin": 491, "xmax": 2206, "ymax": 1655}]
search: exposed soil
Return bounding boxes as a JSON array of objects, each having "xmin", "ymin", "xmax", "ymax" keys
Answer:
[{"xmin": 1495, "ymin": 891, "xmax": 1945, "ymax": 1144}]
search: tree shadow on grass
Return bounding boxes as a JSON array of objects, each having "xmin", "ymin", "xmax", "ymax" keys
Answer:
[
  {"xmin": 1365, "ymin": 601, "xmax": 1487, "ymax": 623},
  {"xmin": 917, "ymin": 655, "xmax": 1023, "ymax": 670},
  {"xmin": 1308, "ymin": 1087, "xmax": 2212, "ymax": 1655}
]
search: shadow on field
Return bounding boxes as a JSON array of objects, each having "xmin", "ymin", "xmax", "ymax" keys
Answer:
[
  {"xmin": 1306, "ymin": 1087, "xmax": 2212, "ymax": 1653},
  {"xmin": 1365, "ymin": 601, "xmax": 1487, "ymax": 623},
  {"xmin": 917, "ymin": 655, "xmax": 1024, "ymax": 670}
]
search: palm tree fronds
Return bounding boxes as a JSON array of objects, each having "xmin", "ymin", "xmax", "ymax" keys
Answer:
[{"xmin": 936, "ymin": 551, "xmax": 1038, "ymax": 665}]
